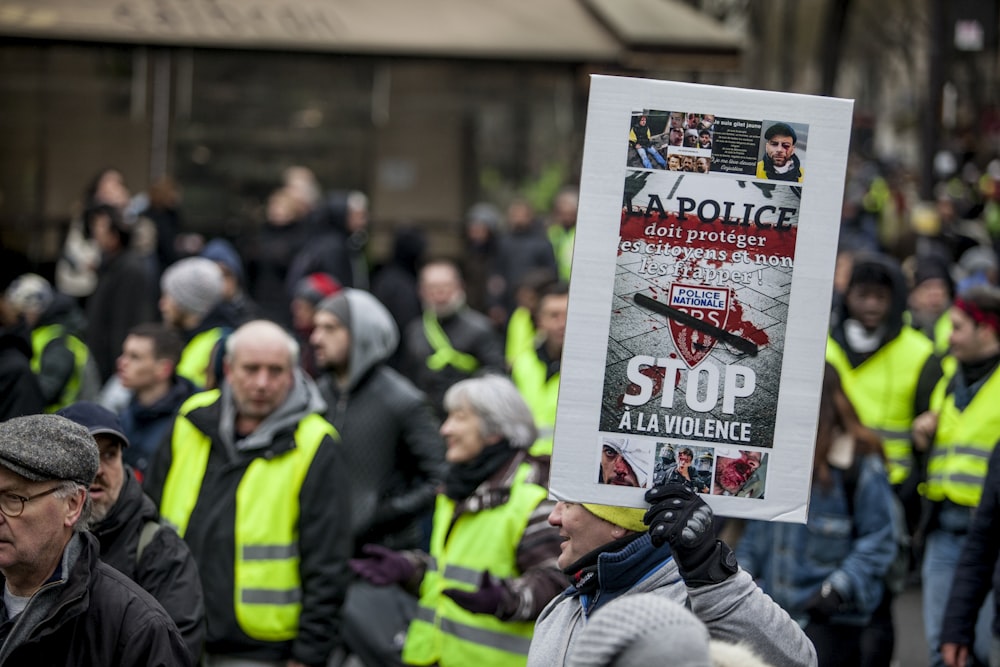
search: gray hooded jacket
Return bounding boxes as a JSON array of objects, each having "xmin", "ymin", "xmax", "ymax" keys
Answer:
[{"xmin": 316, "ymin": 289, "xmax": 446, "ymax": 550}]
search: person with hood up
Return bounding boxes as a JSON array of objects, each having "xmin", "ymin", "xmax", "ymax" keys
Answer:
[
  {"xmin": 144, "ymin": 320, "xmax": 352, "ymax": 667},
  {"xmin": 825, "ymin": 252, "xmax": 942, "ymax": 665},
  {"xmin": 57, "ymin": 401, "xmax": 205, "ymax": 660},
  {"xmin": 311, "ymin": 288, "xmax": 445, "ymax": 552},
  {"xmin": 311, "ymin": 288, "xmax": 446, "ymax": 666},
  {"xmin": 5, "ymin": 273, "xmax": 101, "ymax": 412}
]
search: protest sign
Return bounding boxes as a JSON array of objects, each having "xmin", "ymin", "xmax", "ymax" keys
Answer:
[{"xmin": 550, "ymin": 75, "xmax": 853, "ymax": 522}]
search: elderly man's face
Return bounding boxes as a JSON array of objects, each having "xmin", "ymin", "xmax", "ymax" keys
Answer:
[
  {"xmin": 600, "ymin": 445, "xmax": 639, "ymax": 487},
  {"xmin": 89, "ymin": 435, "xmax": 124, "ymax": 523},
  {"xmin": 714, "ymin": 452, "xmax": 762, "ymax": 494},
  {"xmin": 0, "ymin": 467, "xmax": 83, "ymax": 591},
  {"xmin": 549, "ymin": 502, "xmax": 622, "ymax": 569},
  {"xmin": 226, "ymin": 337, "xmax": 295, "ymax": 424},
  {"xmin": 419, "ymin": 264, "xmax": 464, "ymax": 315}
]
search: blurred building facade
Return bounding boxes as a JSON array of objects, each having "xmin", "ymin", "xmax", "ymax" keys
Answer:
[{"xmin": 0, "ymin": 0, "xmax": 743, "ymax": 264}]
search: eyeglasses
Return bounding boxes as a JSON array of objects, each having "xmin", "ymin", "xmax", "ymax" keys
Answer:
[{"xmin": 0, "ymin": 486, "xmax": 62, "ymax": 518}]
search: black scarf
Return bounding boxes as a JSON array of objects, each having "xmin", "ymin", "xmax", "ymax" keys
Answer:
[
  {"xmin": 761, "ymin": 153, "xmax": 802, "ymax": 181},
  {"xmin": 444, "ymin": 440, "xmax": 515, "ymax": 500},
  {"xmin": 953, "ymin": 353, "xmax": 1000, "ymax": 410}
]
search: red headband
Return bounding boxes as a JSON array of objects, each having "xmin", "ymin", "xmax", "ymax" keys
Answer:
[{"xmin": 954, "ymin": 297, "xmax": 1000, "ymax": 332}]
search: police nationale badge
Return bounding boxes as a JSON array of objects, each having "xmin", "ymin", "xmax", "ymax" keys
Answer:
[{"xmin": 665, "ymin": 283, "xmax": 731, "ymax": 368}]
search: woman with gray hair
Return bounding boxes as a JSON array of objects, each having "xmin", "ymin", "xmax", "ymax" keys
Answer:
[{"xmin": 349, "ymin": 374, "xmax": 565, "ymax": 667}]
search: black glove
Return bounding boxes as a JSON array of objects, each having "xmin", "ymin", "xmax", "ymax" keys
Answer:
[
  {"xmin": 644, "ymin": 483, "xmax": 737, "ymax": 587},
  {"xmin": 348, "ymin": 544, "xmax": 416, "ymax": 586},
  {"xmin": 442, "ymin": 572, "xmax": 505, "ymax": 616},
  {"xmin": 803, "ymin": 582, "xmax": 845, "ymax": 621}
]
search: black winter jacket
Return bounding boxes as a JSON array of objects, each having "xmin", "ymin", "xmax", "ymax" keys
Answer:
[
  {"xmin": 402, "ymin": 307, "xmax": 505, "ymax": 417},
  {"xmin": 319, "ymin": 365, "xmax": 445, "ymax": 552},
  {"xmin": 144, "ymin": 392, "xmax": 353, "ymax": 666},
  {"xmin": 0, "ymin": 531, "xmax": 192, "ymax": 666},
  {"xmin": 91, "ymin": 469, "xmax": 205, "ymax": 660}
]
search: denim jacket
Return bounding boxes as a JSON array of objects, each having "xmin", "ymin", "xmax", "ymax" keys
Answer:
[{"xmin": 736, "ymin": 453, "xmax": 898, "ymax": 626}]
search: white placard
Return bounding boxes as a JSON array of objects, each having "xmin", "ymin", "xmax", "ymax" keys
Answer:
[{"xmin": 550, "ymin": 75, "xmax": 854, "ymax": 523}]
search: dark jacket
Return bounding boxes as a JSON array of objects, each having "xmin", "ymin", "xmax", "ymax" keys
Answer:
[
  {"xmin": 315, "ymin": 289, "xmax": 446, "ymax": 551},
  {"xmin": 402, "ymin": 306, "xmax": 505, "ymax": 417},
  {"xmin": 243, "ymin": 219, "xmax": 312, "ymax": 328},
  {"xmin": 0, "ymin": 324, "xmax": 44, "ymax": 419},
  {"xmin": 940, "ymin": 441, "xmax": 1000, "ymax": 647},
  {"xmin": 85, "ymin": 249, "xmax": 155, "ymax": 382},
  {"xmin": 120, "ymin": 374, "xmax": 198, "ymax": 477},
  {"xmin": 92, "ymin": 469, "xmax": 205, "ymax": 659},
  {"xmin": 490, "ymin": 224, "xmax": 558, "ymax": 315},
  {"xmin": 145, "ymin": 379, "xmax": 353, "ymax": 666},
  {"xmin": 0, "ymin": 531, "xmax": 192, "ymax": 666}
]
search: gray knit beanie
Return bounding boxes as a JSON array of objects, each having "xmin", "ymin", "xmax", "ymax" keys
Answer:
[
  {"xmin": 565, "ymin": 593, "xmax": 712, "ymax": 667},
  {"xmin": 316, "ymin": 292, "xmax": 352, "ymax": 334},
  {"xmin": 161, "ymin": 257, "xmax": 225, "ymax": 318},
  {"xmin": 0, "ymin": 414, "xmax": 99, "ymax": 487}
]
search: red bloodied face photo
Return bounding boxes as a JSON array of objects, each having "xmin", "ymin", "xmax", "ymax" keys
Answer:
[{"xmin": 713, "ymin": 450, "xmax": 763, "ymax": 496}]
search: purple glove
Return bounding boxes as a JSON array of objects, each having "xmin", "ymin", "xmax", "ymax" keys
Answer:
[
  {"xmin": 348, "ymin": 544, "xmax": 416, "ymax": 586},
  {"xmin": 442, "ymin": 572, "xmax": 505, "ymax": 616}
]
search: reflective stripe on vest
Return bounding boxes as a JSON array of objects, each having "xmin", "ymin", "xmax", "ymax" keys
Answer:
[
  {"xmin": 423, "ymin": 312, "xmax": 479, "ymax": 373},
  {"xmin": 922, "ymin": 366, "xmax": 1000, "ymax": 507},
  {"xmin": 176, "ymin": 327, "xmax": 225, "ymax": 389},
  {"xmin": 511, "ymin": 350, "xmax": 559, "ymax": 457},
  {"xmin": 159, "ymin": 391, "xmax": 336, "ymax": 641},
  {"xmin": 31, "ymin": 324, "xmax": 90, "ymax": 412},
  {"xmin": 402, "ymin": 463, "xmax": 546, "ymax": 667},
  {"xmin": 826, "ymin": 329, "xmax": 934, "ymax": 484}
]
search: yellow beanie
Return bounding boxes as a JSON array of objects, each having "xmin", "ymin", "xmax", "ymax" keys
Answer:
[{"xmin": 583, "ymin": 503, "xmax": 648, "ymax": 533}]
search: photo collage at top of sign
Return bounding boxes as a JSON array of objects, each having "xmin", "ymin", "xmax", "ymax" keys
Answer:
[{"xmin": 627, "ymin": 110, "xmax": 808, "ymax": 184}]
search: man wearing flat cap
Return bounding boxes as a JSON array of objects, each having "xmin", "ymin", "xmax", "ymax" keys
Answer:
[
  {"xmin": 58, "ymin": 401, "xmax": 205, "ymax": 660},
  {"xmin": 0, "ymin": 413, "xmax": 191, "ymax": 665}
]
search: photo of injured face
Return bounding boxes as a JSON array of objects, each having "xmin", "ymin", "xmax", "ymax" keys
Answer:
[
  {"xmin": 712, "ymin": 448, "xmax": 767, "ymax": 498},
  {"xmin": 597, "ymin": 436, "xmax": 653, "ymax": 489}
]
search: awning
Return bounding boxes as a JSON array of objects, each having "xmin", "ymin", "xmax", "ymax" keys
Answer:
[{"xmin": 0, "ymin": 0, "xmax": 741, "ymax": 63}]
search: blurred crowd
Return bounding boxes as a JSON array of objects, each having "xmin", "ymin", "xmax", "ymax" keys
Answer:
[{"xmin": 1, "ymin": 148, "xmax": 1000, "ymax": 667}]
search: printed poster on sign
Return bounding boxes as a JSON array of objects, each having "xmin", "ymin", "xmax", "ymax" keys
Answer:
[{"xmin": 550, "ymin": 76, "xmax": 853, "ymax": 522}]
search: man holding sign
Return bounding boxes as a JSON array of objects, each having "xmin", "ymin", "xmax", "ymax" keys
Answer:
[{"xmin": 527, "ymin": 484, "xmax": 817, "ymax": 666}]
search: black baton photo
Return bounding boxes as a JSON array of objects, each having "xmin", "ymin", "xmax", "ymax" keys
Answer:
[{"xmin": 633, "ymin": 292, "xmax": 758, "ymax": 357}]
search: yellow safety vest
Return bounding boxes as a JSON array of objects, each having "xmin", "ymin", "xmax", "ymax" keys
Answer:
[
  {"xmin": 511, "ymin": 349, "xmax": 559, "ymax": 457},
  {"xmin": 504, "ymin": 307, "xmax": 536, "ymax": 369},
  {"xmin": 176, "ymin": 327, "xmax": 226, "ymax": 389},
  {"xmin": 159, "ymin": 390, "xmax": 336, "ymax": 641},
  {"xmin": 30, "ymin": 324, "xmax": 91, "ymax": 412},
  {"xmin": 922, "ymin": 363, "xmax": 1000, "ymax": 507},
  {"xmin": 826, "ymin": 328, "xmax": 934, "ymax": 485},
  {"xmin": 423, "ymin": 312, "xmax": 479, "ymax": 373},
  {"xmin": 547, "ymin": 225, "xmax": 575, "ymax": 282},
  {"xmin": 402, "ymin": 463, "xmax": 546, "ymax": 667}
]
